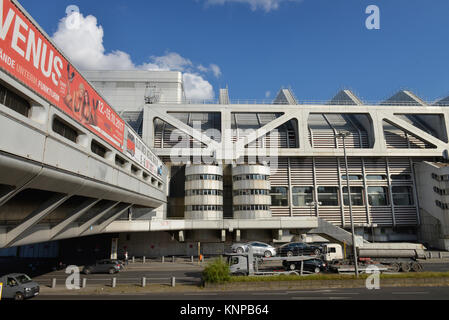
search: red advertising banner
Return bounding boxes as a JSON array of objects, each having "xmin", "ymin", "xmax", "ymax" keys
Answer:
[{"xmin": 0, "ymin": 0, "xmax": 125, "ymax": 150}]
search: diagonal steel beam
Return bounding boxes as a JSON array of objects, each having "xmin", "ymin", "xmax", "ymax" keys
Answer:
[
  {"xmin": 382, "ymin": 113, "xmax": 448, "ymax": 149},
  {"xmin": 97, "ymin": 204, "xmax": 133, "ymax": 233},
  {"xmin": 50, "ymin": 198, "xmax": 102, "ymax": 240},
  {"xmin": 77, "ymin": 202, "xmax": 120, "ymax": 236},
  {"xmin": 152, "ymin": 109, "xmax": 220, "ymax": 149},
  {"xmin": 235, "ymin": 113, "xmax": 296, "ymax": 153},
  {"xmin": 5, "ymin": 193, "xmax": 70, "ymax": 248}
]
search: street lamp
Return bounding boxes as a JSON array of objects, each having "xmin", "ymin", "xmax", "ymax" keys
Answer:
[{"xmin": 337, "ymin": 131, "xmax": 359, "ymax": 277}]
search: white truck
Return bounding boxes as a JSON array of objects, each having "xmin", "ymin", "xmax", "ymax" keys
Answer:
[
  {"xmin": 322, "ymin": 242, "xmax": 426, "ymax": 273},
  {"xmin": 227, "ymin": 242, "xmax": 427, "ymax": 276}
]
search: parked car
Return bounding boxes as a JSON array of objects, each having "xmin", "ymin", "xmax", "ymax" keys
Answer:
[
  {"xmin": 0, "ymin": 273, "xmax": 40, "ymax": 300},
  {"xmin": 82, "ymin": 259, "xmax": 122, "ymax": 274},
  {"xmin": 231, "ymin": 241, "xmax": 277, "ymax": 257},
  {"xmin": 283, "ymin": 259, "xmax": 327, "ymax": 273},
  {"xmin": 277, "ymin": 242, "xmax": 323, "ymax": 257}
]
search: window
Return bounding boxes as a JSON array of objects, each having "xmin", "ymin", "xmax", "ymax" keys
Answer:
[
  {"xmin": 342, "ymin": 175, "xmax": 362, "ymax": 181},
  {"xmin": 343, "ymin": 187, "xmax": 364, "ymax": 206},
  {"xmin": 368, "ymin": 187, "xmax": 389, "ymax": 206},
  {"xmin": 292, "ymin": 187, "xmax": 313, "ymax": 206},
  {"xmin": 366, "ymin": 175, "xmax": 387, "ymax": 181},
  {"xmin": 0, "ymin": 82, "xmax": 30, "ymax": 117},
  {"xmin": 391, "ymin": 174, "xmax": 412, "ymax": 181},
  {"xmin": 271, "ymin": 187, "xmax": 288, "ymax": 206},
  {"xmin": 318, "ymin": 187, "xmax": 339, "ymax": 206},
  {"xmin": 91, "ymin": 140, "xmax": 107, "ymax": 158},
  {"xmin": 115, "ymin": 155, "xmax": 127, "ymax": 167},
  {"xmin": 392, "ymin": 186, "xmax": 414, "ymax": 206},
  {"xmin": 52, "ymin": 117, "xmax": 78, "ymax": 143}
]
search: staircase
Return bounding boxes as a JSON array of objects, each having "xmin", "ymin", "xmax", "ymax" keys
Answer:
[{"xmin": 309, "ymin": 218, "xmax": 369, "ymax": 246}]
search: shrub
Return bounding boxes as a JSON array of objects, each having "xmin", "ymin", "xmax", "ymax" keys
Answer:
[{"xmin": 202, "ymin": 256, "xmax": 231, "ymax": 284}]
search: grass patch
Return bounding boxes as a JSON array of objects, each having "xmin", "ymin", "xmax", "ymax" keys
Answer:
[{"xmin": 227, "ymin": 271, "xmax": 449, "ymax": 283}]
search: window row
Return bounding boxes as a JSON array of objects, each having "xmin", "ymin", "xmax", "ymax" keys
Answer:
[
  {"xmin": 270, "ymin": 186, "xmax": 415, "ymax": 207},
  {"xmin": 186, "ymin": 205, "xmax": 223, "ymax": 211},
  {"xmin": 233, "ymin": 189, "xmax": 270, "ymax": 196},
  {"xmin": 186, "ymin": 174, "xmax": 223, "ymax": 182},
  {"xmin": 436, "ymin": 200, "xmax": 449, "ymax": 210},
  {"xmin": 233, "ymin": 174, "xmax": 270, "ymax": 182},
  {"xmin": 342, "ymin": 174, "xmax": 411, "ymax": 181},
  {"xmin": 186, "ymin": 189, "xmax": 223, "ymax": 196},
  {"xmin": 432, "ymin": 173, "xmax": 449, "ymax": 182},
  {"xmin": 234, "ymin": 205, "xmax": 270, "ymax": 211},
  {"xmin": 433, "ymin": 186, "xmax": 449, "ymax": 196}
]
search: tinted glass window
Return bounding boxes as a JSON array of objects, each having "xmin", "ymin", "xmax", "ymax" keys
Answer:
[
  {"xmin": 317, "ymin": 187, "xmax": 339, "ymax": 206},
  {"xmin": 368, "ymin": 187, "xmax": 389, "ymax": 206}
]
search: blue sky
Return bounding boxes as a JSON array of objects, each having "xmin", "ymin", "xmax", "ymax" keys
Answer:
[{"xmin": 18, "ymin": 0, "xmax": 449, "ymax": 103}]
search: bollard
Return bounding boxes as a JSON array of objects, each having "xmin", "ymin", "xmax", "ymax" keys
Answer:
[
  {"xmin": 162, "ymin": 256, "xmax": 165, "ymax": 264},
  {"xmin": 111, "ymin": 277, "xmax": 116, "ymax": 288},
  {"xmin": 439, "ymin": 252, "xmax": 443, "ymax": 259},
  {"xmin": 51, "ymin": 278, "xmax": 57, "ymax": 289},
  {"xmin": 191, "ymin": 256, "xmax": 194, "ymax": 264},
  {"xmin": 143, "ymin": 256, "xmax": 146, "ymax": 264},
  {"xmin": 172, "ymin": 256, "xmax": 175, "ymax": 263},
  {"xmin": 132, "ymin": 256, "xmax": 135, "ymax": 264},
  {"xmin": 82, "ymin": 278, "xmax": 87, "ymax": 289},
  {"xmin": 142, "ymin": 277, "xmax": 146, "ymax": 288},
  {"xmin": 171, "ymin": 276, "xmax": 176, "ymax": 287}
]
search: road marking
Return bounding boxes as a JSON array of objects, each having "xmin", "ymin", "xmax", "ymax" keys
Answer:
[
  {"xmin": 184, "ymin": 293, "xmax": 218, "ymax": 296},
  {"xmin": 291, "ymin": 296, "xmax": 350, "ymax": 300},
  {"xmin": 323, "ymin": 292, "xmax": 360, "ymax": 295},
  {"xmin": 252, "ymin": 292, "xmax": 289, "ymax": 296},
  {"xmin": 392, "ymin": 292, "xmax": 429, "ymax": 295},
  {"xmin": 287, "ymin": 290, "xmax": 334, "ymax": 294}
]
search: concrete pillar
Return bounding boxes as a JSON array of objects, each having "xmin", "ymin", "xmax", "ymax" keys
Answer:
[
  {"xmin": 143, "ymin": 256, "xmax": 146, "ymax": 264},
  {"xmin": 235, "ymin": 229, "xmax": 241, "ymax": 242},
  {"xmin": 51, "ymin": 278, "xmax": 56, "ymax": 289},
  {"xmin": 162, "ymin": 256, "xmax": 165, "ymax": 263},
  {"xmin": 142, "ymin": 277, "xmax": 146, "ymax": 288},
  {"xmin": 111, "ymin": 278, "xmax": 116, "ymax": 288},
  {"xmin": 221, "ymin": 230, "xmax": 226, "ymax": 242},
  {"xmin": 82, "ymin": 278, "xmax": 87, "ymax": 288},
  {"xmin": 171, "ymin": 277, "xmax": 176, "ymax": 287}
]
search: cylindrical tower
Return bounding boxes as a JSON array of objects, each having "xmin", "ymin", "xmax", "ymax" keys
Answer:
[
  {"xmin": 185, "ymin": 164, "xmax": 223, "ymax": 220},
  {"xmin": 232, "ymin": 164, "xmax": 271, "ymax": 219}
]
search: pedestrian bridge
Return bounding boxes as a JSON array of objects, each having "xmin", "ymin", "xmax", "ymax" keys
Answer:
[{"xmin": 0, "ymin": 71, "xmax": 167, "ymax": 248}]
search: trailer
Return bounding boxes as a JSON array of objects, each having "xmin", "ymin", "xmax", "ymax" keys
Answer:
[
  {"xmin": 323, "ymin": 243, "xmax": 426, "ymax": 273},
  {"xmin": 226, "ymin": 248, "xmax": 322, "ymax": 276}
]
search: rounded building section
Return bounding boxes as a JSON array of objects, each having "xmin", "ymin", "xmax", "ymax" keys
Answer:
[
  {"xmin": 233, "ymin": 165, "xmax": 271, "ymax": 219},
  {"xmin": 185, "ymin": 164, "xmax": 223, "ymax": 220}
]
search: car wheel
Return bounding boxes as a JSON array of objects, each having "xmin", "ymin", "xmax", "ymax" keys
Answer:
[
  {"xmin": 287, "ymin": 251, "xmax": 293, "ymax": 257},
  {"xmin": 314, "ymin": 267, "xmax": 321, "ymax": 274},
  {"xmin": 314, "ymin": 249, "xmax": 321, "ymax": 256},
  {"xmin": 109, "ymin": 268, "xmax": 116, "ymax": 274},
  {"xmin": 14, "ymin": 292, "xmax": 24, "ymax": 301},
  {"xmin": 236, "ymin": 247, "xmax": 244, "ymax": 254},
  {"xmin": 400, "ymin": 262, "xmax": 411, "ymax": 273},
  {"xmin": 289, "ymin": 263, "xmax": 296, "ymax": 271},
  {"xmin": 264, "ymin": 251, "xmax": 272, "ymax": 258},
  {"xmin": 411, "ymin": 262, "xmax": 423, "ymax": 272}
]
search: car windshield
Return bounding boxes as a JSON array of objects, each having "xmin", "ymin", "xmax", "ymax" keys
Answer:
[{"xmin": 16, "ymin": 274, "xmax": 32, "ymax": 284}]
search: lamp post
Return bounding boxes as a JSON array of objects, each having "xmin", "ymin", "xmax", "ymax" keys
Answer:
[{"xmin": 337, "ymin": 131, "xmax": 359, "ymax": 277}]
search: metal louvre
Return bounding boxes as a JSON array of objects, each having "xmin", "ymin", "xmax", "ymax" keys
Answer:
[
  {"xmin": 271, "ymin": 207, "xmax": 290, "ymax": 217},
  {"xmin": 343, "ymin": 207, "xmax": 368, "ymax": 225},
  {"xmin": 394, "ymin": 207, "xmax": 418, "ymax": 225},
  {"xmin": 383, "ymin": 120, "xmax": 433, "ymax": 149},
  {"xmin": 369, "ymin": 206, "xmax": 394, "ymax": 225},
  {"xmin": 314, "ymin": 157, "xmax": 339, "ymax": 185},
  {"xmin": 269, "ymin": 158, "xmax": 288, "ymax": 187},
  {"xmin": 154, "ymin": 118, "xmax": 207, "ymax": 149},
  {"xmin": 308, "ymin": 114, "xmax": 335, "ymax": 148},
  {"xmin": 290, "ymin": 157, "xmax": 314, "ymax": 186},
  {"xmin": 318, "ymin": 207, "xmax": 342, "ymax": 225}
]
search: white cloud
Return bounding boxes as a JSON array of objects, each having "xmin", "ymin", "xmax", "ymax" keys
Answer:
[
  {"xmin": 52, "ymin": 12, "xmax": 217, "ymax": 101},
  {"xmin": 204, "ymin": 0, "xmax": 300, "ymax": 12}
]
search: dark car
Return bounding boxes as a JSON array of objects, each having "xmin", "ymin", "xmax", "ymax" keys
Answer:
[
  {"xmin": 283, "ymin": 259, "xmax": 327, "ymax": 273},
  {"xmin": 82, "ymin": 259, "xmax": 121, "ymax": 275},
  {"xmin": 278, "ymin": 242, "xmax": 323, "ymax": 257}
]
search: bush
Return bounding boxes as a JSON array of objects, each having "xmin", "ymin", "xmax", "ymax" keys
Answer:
[{"xmin": 202, "ymin": 256, "xmax": 231, "ymax": 284}]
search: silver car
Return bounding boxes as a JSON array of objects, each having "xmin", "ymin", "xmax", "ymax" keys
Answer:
[{"xmin": 231, "ymin": 241, "xmax": 277, "ymax": 257}]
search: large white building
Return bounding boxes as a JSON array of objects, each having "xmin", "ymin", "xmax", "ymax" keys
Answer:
[{"xmin": 85, "ymin": 70, "xmax": 449, "ymax": 253}]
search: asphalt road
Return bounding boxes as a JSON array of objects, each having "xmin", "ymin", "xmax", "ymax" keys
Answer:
[
  {"xmin": 30, "ymin": 260, "xmax": 449, "ymax": 288},
  {"xmin": 34, "ymin": 286, "xmax": 449, "ymax": 300}
]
